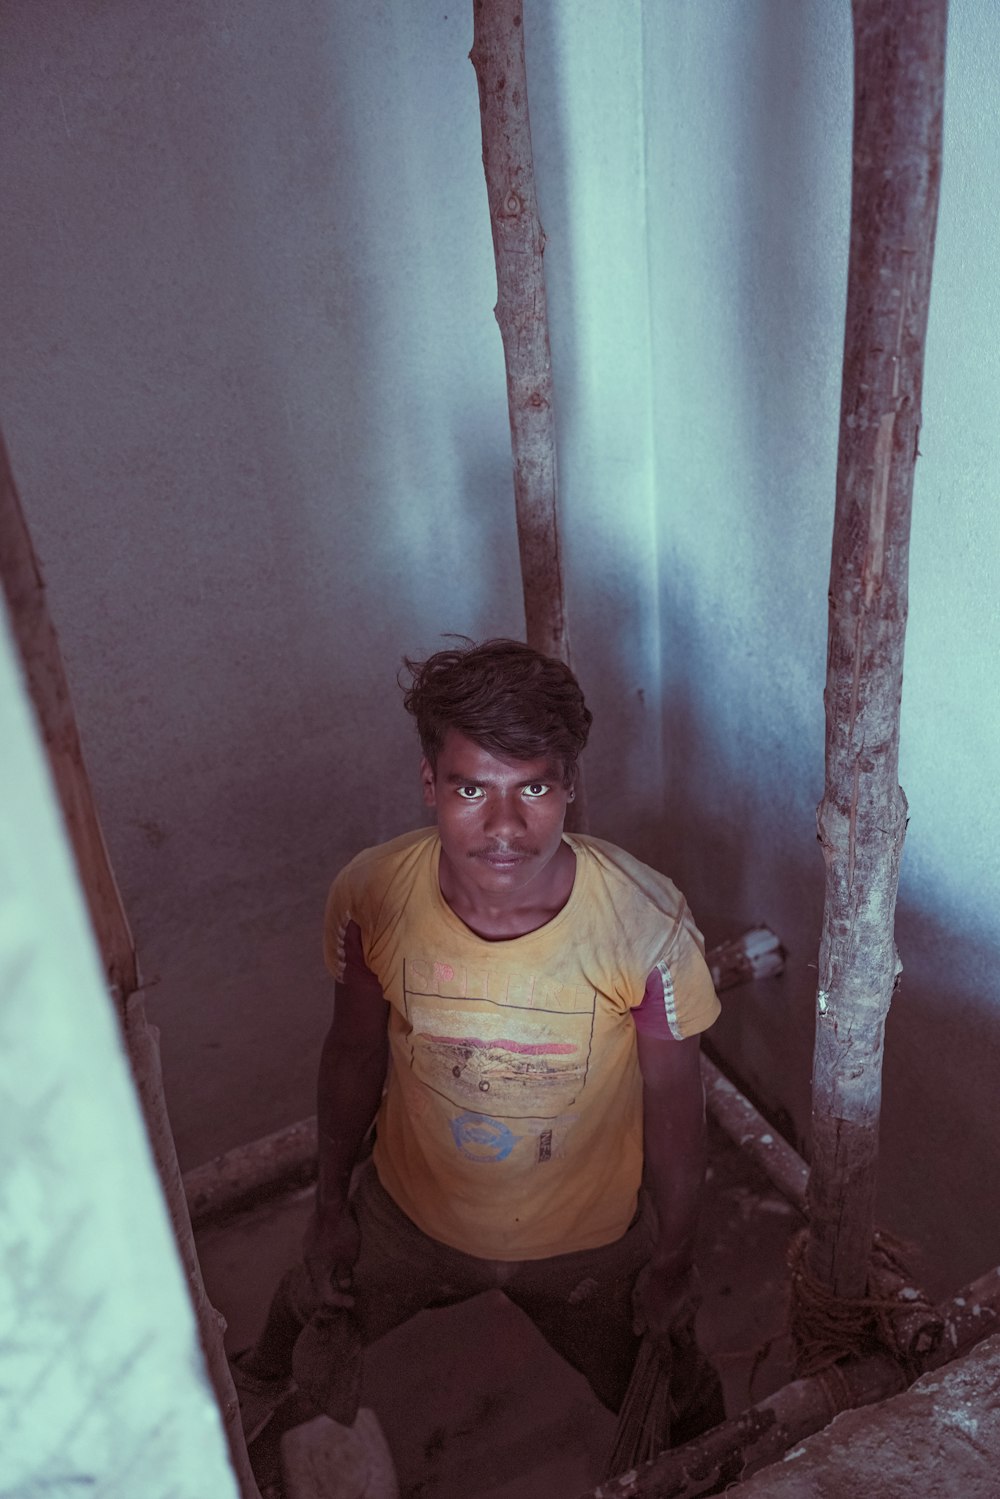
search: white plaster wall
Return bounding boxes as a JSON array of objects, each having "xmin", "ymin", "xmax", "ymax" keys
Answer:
[
  {"xmin": 645, "ymin": 1, "xmax": 1000, "ymax": 1293},
  {"xmin": 0, "ymin": 1, "xmax": 522, "ymax": 1165},
  {"xmin": 643, "ymin": 0, "xmax": 851, "ymax": 1190},
  {"xmin": 0, "ymin": 0, "xmax": 662, "ymax": 1169},
  {"xmin": 0, "ymin": 596, "xmax": 238, "ymax": 1494},
  {"xmin": 2, "ymin": 0, "xmax": 999, "ymax": 1297}
]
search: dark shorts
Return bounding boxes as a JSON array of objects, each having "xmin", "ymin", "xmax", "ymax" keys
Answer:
[
  {"xmin": 343, "ymin": 1161, "xmax": 656, "ymax": 1411},
  {"xmin": 263, "ymin": 1161, "xmax": 654, "ymax": 1413},
  {"xmin": 263, "ymin": 1163, "xmax": 722, "ymax": 1430}
]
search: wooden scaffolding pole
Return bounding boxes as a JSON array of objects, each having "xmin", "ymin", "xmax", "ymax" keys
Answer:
[
  {"xmin": 0, "ymin": 443, "xmax": 138, "ymax": 1012},
  {"xmin": 805, "ymin": 0, "xmax": 947, "ymax": 1300},
  {"xmin": 0, "ymin": 435, "xmax": 261, "ymax": 1499},
  {"xmin": 470, "ymin": 0, "xmax": 570, "ymax": 666}
]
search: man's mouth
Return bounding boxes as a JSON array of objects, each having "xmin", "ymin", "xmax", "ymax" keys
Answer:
[{"xmin": 472, "ymin": 848, "xmax": 534, "ymax": 866}]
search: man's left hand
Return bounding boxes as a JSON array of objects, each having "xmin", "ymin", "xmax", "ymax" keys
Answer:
[{"xmin": 632, "ymin": 1259, "xmax": 701, "ymax": 1355}]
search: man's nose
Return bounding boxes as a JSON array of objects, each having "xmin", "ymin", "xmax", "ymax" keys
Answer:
[{"xmin": 484, "ymin": 793, "xmax": 527, "ymax": 840}]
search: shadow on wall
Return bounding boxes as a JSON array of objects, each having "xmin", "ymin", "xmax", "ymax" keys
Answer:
[
  {"xmin": 126, "ymin": 1, "xmax": 525, "ymax": 919},
  {"xmin": 173, "ymin": 4, "xmax": 511, "ymax": 651},
  {"xmin": 695, "ymin": 827, "xmax": 1000, "ymax": 1304},
  {"xmin": 701, "ymin": 827, "xmax": 1000, "ymax": 1306},
  {"xmin": 878, "ymin": 902, "xmax": 1000, "ymax": 1299},
  {"xmin": 655, "ymin": 573, "xmax": 1000, "ymax": 1304}
]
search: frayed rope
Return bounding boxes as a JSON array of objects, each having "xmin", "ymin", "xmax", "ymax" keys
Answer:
[{"xmin": 788, "ymin": 1226, "xmax": 943, "ymax": 1381}]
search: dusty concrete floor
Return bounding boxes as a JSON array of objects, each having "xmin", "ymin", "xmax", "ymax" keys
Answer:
[{"xmin": 196, "ymin": 1118, "xmax": 801, "ymax": 1498}]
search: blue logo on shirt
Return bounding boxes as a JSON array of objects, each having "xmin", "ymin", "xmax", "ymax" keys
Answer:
[{"xmin": 450, "ymin": 1111, "xmax": 517, "ymax": 1162}]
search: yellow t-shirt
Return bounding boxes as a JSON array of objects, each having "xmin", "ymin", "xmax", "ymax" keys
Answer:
[{"xmin": 323, "ymin": 828, "xmax": 720, "ymax": 1261}]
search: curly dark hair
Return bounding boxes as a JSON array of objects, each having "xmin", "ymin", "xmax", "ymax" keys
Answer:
[{"xmin": 401, "ymin": 638, "xmax": 591, "ymax": 786}]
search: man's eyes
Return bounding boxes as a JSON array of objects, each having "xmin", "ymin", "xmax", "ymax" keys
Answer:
[{"xmin": 454, "ymin": 783, "xmax": 551, "ymax": 800}]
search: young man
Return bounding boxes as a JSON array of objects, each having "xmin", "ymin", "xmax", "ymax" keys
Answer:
[{"xmin": 239, "ymin": 639, "xmax": 723, "ymax": 1442}]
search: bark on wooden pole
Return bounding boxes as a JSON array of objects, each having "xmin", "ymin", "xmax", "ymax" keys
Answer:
[
  {"xmin": 0, "ymin": 436, "xmax": 137, "ymax": 1012},
  {"xmin": 470, "ymin": 0, "xmax": 570, "ymax": 666},
  {"xmin": 0, "ymin": 434, "xmax": 261, "ymax": 1499},
  {"xmin": 806, "ymin": 0, "xmax": 947, "ymax": 1300},
  {"xmin": 127, "ymin": 996, "xmax": 263, "ymax": 1499}
]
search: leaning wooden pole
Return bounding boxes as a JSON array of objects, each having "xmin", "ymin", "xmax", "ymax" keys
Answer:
[
  {"xmin": 0, "ymin": 435, "xmax": 261, "ymax": 1499},
  {"xmin": 0, "ymin": 441, "xmax": 137, "ymax": 1013},
  {"xmin": 806, "ymin": 0, "xmax": 947, "ymax": 1301},
  {"xmin": 470, "ymin": 0, "xmax": 570, "ymax": 666}
]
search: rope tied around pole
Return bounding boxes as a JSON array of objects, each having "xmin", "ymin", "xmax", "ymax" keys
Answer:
[{"xmin": 789, "ymin": 1226, "xmax": 944, "ymax": 1381}]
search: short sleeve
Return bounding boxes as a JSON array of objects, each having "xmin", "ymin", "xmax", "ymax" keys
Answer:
[
  {"xmin": 322, "ymin": 865, "xmax": 354, "ymax": 982},
  {"xmin": 634, "ymin": 904, "xmax": 721, "ymax": 1041}
]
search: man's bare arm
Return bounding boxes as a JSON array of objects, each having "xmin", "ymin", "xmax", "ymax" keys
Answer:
[
  {"xmin": 634, "ymin": 1026, "xmax": 707, "ymax": 1340},
  {"xmin": 303, "ymin": 919, "xmax": 389, "ymax": 1297}
]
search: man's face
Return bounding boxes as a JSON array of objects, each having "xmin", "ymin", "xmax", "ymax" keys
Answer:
[{"xmin": 422, "ymin": 729, "xmax": 573, "ymax": 900}]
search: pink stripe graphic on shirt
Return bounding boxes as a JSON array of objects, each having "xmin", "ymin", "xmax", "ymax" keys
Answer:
[{"xmin": 425, "ymin": 1033, "xmax": 577, "ymax": 1056}]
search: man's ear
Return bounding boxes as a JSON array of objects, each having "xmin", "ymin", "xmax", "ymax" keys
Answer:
[{"xmin": 420, "ymin": 756, "xmax": 437, "ymax": 807}]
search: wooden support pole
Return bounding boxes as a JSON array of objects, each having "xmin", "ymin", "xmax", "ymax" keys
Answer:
[
  {"xmin": 127, "ymin": 997, "xmax": 263, "ymax": 1499},
  {"xmin": 0, "ymin": 434, "xmax": 261, "ymax": 1499},
  {"xmin": 470, "ymin": 0, "xmax": 570, "ymax": 666},
  {"xmin": 806, "ymin": 0, "xmax": 947, "ymax": 1300},
  {"xmin": 0, "ymin": 436, "xmax": 137, "ymax": 1012}
]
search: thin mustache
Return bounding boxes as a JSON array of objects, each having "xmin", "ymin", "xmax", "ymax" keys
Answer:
[{"xmin": 469, "ymin": 846, "xmax": 538, "ymax": 859}]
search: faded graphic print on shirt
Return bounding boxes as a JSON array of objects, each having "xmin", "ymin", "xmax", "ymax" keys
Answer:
[{"xmin": 403, "ymin": 956, "xmax": 596, "ymax": 1120}]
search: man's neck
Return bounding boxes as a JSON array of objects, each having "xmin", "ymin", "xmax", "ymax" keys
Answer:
[{"xmin": 437, "ymin": 839, "xmax": 577, "ymax": 941}]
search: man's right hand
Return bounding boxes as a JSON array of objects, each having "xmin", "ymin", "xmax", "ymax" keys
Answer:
[{"xmin": 301, "ymin": 1202, "xmax": 361, "ymax": 1306}]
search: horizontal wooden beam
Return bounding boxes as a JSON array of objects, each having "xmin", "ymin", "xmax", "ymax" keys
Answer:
[
  {"xmin": 185, "ymin": 1116, "xmax": 320, "ymax": 1228},
  {"xmin": 184, "ymin": 928, "xmax": 796, "ymax": 1228},
  {"xmin": 183, "ymin": 1054, "xmax": 809, "ymax": 1234},
  {"xmin": 701, "ymin": 1054, "xmax": 808, "ymax": 1216},
  {"xmin": 580, "ymin": 1264, "xmax": 1000, "ymax": 1498}
]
